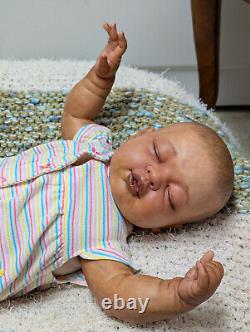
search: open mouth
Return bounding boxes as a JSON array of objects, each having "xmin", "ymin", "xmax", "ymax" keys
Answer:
[{"xmin": 126, "ymin": 172, "xmax": 139, "ymax": 197}]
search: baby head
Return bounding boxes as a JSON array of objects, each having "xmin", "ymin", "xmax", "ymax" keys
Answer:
[{"xmin": 109, "ymin": 122, "xmax": 234, "ymax": 230}]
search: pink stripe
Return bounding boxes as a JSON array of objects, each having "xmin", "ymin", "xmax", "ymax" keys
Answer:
[
  {"xmin": 49, "ymin": 142, "xmax": 57, "ymax": 168},
  {"xmin": 35, "ymin": 145, "xmax": 42, "ymax": 154},
  {"xmin": 61, "ymin": 171, "xmax": 65, "ymax": 219},
  {"xmin": 70, "ymin": 168, "xmax": 77, "ymax": 254},
  {"xmin": 97, "ymin": 248, "xmax": 127, "ymax": 261}
]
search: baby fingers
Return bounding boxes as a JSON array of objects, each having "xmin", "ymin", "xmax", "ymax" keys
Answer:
[
  {"xmin": 199, "ymin": 250, "xmax": 214, "ymax": 264},
  {"xmin": 204, "ymin": 260, "xmax": 224, "ymax": 286},
  {"xmin": 184, "ymin": 266, "xmax": 197, "ymax": 280},
  {"xmin": 118, "ymin": 31, "xmax": 127, "ymax": 51},
  {"xmin": 195, "ymin": 260, "xmax": 224, "ymax": 301},
  {"xmin": 103, "ymin": 22, "xmax": 118, "ymax": 42},
  {"xmin": 196, "ymin": 261, "xmax": 210, "ymax": 292}
]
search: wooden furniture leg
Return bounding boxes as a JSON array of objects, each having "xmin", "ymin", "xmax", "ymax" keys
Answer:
[{"xmin": 191, "ymin": 0, "xmax": 221, "ymax": 108}]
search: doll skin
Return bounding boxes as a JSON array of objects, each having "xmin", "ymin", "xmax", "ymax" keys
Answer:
[{"xmin": 61, "ymin": 23, "xmax": 225, "ymax": 324}]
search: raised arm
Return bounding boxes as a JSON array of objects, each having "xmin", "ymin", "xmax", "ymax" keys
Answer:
[
  {"xmin": 61, "ymin": 23, "xmax": 127, "ymax": 140},
  {"xmin": 80, "ymin": 250, "xmax": 224, "ymax": 324}
]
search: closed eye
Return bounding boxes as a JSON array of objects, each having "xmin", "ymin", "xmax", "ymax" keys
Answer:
[
  {"xmin": 168, "ymin": 188, "xmax": 175, "ymax": 211},
  {"xmin": 153, "ymin": 140, "xmax": 175, "ymax": 210},
  {"xmin": 153, "ymin": 140, "xmax": 161, "ymax": 162}
]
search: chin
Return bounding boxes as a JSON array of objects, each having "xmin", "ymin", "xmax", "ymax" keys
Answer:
[{"xmin": 127, "ymin": 218, "xmax": 153, "ymax": 229}]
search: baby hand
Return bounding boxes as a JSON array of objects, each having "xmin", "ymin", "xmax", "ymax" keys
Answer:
[
  {"xmin": 177, "ymin": 250, "xmax": 224, "ymax": 307},
  {"xmin": 94, "ymin": 22, "xmax": 127, "ymax": 79}
]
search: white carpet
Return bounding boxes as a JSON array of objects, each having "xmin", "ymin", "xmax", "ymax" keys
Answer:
[{"xmin": 0, "ymin": 60, "xmax": 249, "ymax": 332}]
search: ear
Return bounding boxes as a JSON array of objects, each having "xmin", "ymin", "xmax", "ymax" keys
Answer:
[{"xmin": 127, "ymin": 126, "xmax": 155, "ymax": 140}]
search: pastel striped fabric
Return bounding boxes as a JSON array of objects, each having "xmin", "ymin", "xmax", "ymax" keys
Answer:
[{"xmin": 0, "ymin": 124, "xmax": 136, "ymax": 301}]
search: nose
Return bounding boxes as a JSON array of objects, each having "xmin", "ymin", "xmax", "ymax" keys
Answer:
[
  {"xmin": 132, "ymin": 166, "xmax": 162, "ymax": 197},
  {"xmin": 145, "ymin": 165, "xmax": 161, "ymax": 191}
]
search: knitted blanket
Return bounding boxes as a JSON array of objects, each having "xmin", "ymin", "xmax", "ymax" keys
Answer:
[{"xmin": 0, "ymin": 60, "xmax": 249, "ymax": 332}]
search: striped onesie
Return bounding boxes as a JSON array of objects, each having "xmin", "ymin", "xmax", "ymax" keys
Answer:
[{"xmin": 0, "ymin": 123, "xmax": 137, "ymax": 301}]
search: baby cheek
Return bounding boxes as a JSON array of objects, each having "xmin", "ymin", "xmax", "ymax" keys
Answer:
[{"xmin": 140, "ymin": 193, "xmax": 163, "ymax": 218}]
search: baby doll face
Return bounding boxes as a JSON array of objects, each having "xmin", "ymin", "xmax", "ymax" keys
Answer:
[{"xmin": 109, "ymin": 123, "xmax": 223, "ymax": 229}]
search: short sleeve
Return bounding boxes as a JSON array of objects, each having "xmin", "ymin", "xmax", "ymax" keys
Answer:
[
  {"xmin": 59, "ymin": 219, "xmax": 140, "ymax": 287},
  {"xmin": 74, "ymin": 123, "xmax": 112, "ymax": 144},
  {"xmin": 72, "ymin": 123, "xmax": 114, "ymax": 162},
  {"xmin": 78, "ymin": 238, "xmax": 139, "ymax": 273},
  {"xmin": 53, "ymin": 232, "xmax": 140, "ymax": 288}
]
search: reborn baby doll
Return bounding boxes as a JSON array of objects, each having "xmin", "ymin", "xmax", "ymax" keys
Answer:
[{"xmin": 0, "ymin": 23, "xmax": 234, "ymax": 324}]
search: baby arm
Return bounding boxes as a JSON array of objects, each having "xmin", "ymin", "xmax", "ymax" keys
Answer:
[
  {"xmin": 63, "ymin": 23, "xmax": 126, "ymax": 121},
  {"xmin": 80, "ymin": 250, "xmax": 224, "ymax": 324}
]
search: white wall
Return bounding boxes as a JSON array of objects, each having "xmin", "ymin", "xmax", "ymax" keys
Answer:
[{"xmin": 0, "ymin": 0, "xmax": 250, "ymax": 105}]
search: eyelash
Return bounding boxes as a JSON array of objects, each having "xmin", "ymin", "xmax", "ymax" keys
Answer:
[
  {"xmin": 153, "ymin": 141, "xmax": 160, "ymax": 161},
  {"xmin": 153, "ymin": 141, "xmax": 175, "ymax": 210},
  {"xmin": 168, "ymin": 188, "xmax": 175, "ymax": 210}
]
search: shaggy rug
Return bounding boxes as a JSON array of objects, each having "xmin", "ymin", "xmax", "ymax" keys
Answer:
[{"xmin": 0, "ymin": 60, "xmax": 249, "ymax": 332}]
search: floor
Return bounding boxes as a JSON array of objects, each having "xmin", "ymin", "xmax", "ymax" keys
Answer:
[{"xmin": 214, "ymin": 109, "xmax": 250, "ymax": 159}]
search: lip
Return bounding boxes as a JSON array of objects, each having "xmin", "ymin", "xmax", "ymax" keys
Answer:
[
  {"xmin": 126, "ymin": 171, "xmax": 140, "ymax": 197},
  {"xmin": 126, "ymin": 171, "xmax": 145, "ymax": 198}
]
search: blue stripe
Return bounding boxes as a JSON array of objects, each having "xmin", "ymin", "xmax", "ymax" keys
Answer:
[
  {"xmin": 74, "ymin": 125, "xmax": 88, "ymax": 142},
  {"xmin": 8, "ymin": 186, "xmax": 19, "ymax": 277},
  {"xmin": 45, "ymin": 142, "xmax": 51, "ymax": 165},
  {"xmin": 85, "ymin": 249, "xmax": 128, "ymax": 264},
  {"xmin": 73, "ymin": 140, "xmax": 78, "ymax": 157}
]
